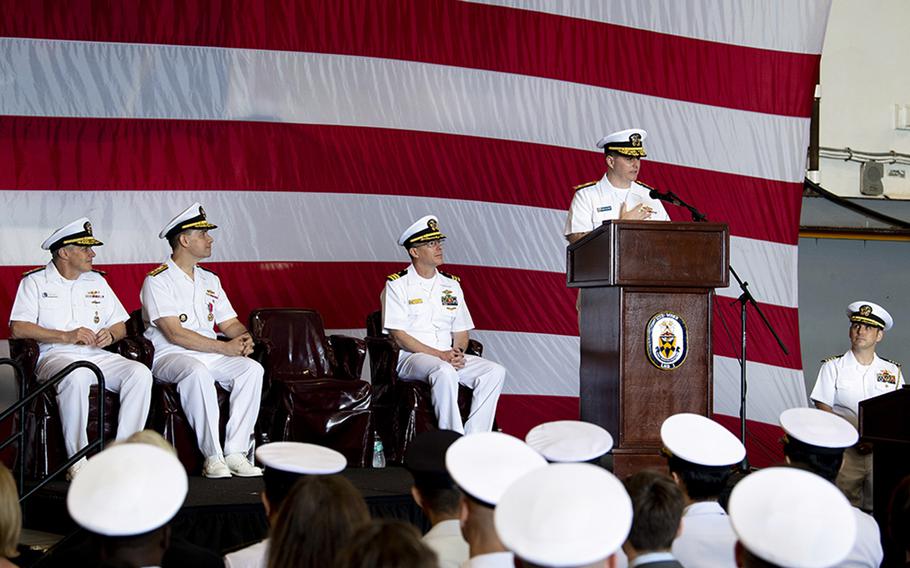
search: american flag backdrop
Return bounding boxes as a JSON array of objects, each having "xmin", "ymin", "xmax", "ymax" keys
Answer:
[{"xmin": 0, "ymin": 1, "xmax": 832, "ymax": 466}]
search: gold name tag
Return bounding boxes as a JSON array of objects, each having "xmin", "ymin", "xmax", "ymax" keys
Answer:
[{"xmin": 408, "ymin": 299, "xmax": 423, "ymax": 305}]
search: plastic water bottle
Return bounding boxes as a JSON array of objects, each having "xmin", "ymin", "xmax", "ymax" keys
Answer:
[{"xmin": 372, "ymin": 433, "xmax": 386, "ymax": 468}]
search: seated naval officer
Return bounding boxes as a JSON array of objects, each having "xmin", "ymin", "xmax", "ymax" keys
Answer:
[
  {"xmin": 380, "ymin": 215, "xmax": 505, "ymax": 434},
  {"xmin": 140, "ymin": 202, "xmax": 263, "ymax": 478},
  {"xmin": 9, "ymin": 217, "xmax": 152, "ymax": 479}
]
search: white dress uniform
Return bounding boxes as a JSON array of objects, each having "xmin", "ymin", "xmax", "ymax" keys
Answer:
[
  {"xmin": 671, "ymin": 501, "xmax": 738, "ymax": 568},
  {"xmin": 460, "ymin": 552, "xmax": 515, "ymax": 568},
  {"xmin": 564, "ymin": 174, "xmax": 670, "ymax": 236},
  {"xmin": 381, "ymin": 265, "xmax": 505, "ymax": 434},
  {"xmin": 841, "ymin": 507, "xmax": 883, "ymax": 568},
  {"xmin": 810, "ymin": 349, "xmax": 903, "ymax": 509},
  {"xmin": 224, "ymin": 539, "xmax": 267, "ymax": 568},
  {"xmin": 140, "ymin": 257, "xmax": 263, "ymax": 459},
  {"xmin": 9, "ymin": 261, "xmax": 152, "ymax": 458},
  {"xmin": 423, "ymin": 519, "xmax": 469, "ymax": 568}
]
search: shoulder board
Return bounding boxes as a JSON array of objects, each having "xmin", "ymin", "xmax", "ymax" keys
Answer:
[
  {"xmin": 386, "ymin": 269, "xmax": 408, "ymax": 282},
  {"xmin": 821, "ymin": 354, "xmax": 843, "ymax": 363},
  {"xmin": 439, "ymin": 270, "xmax": 460, "ymax": 282},
  {"xmin": 91, "ymin": 268, "xmax": 107, "ymax": 277},
  {"xmin": 197, "ymin": 264, "xmax": 217, "ymax": 275},
  {"xmin": 21, "ymin": 266, "xmax": 45, "ymax": 277},
  {"xmin": 635, "ymin": 179, "xmax": 657, "ymax": 191},
  {"xmin": 147, "ymin": 264, "xmax": 169, "ymax": 277},
  {"xmin": 881, "ymin": 357, "xmax": 902, "ymax": 368},
  {"xmin": 572, "ymin": 180, "xmax": 598, "ymax": 191}
]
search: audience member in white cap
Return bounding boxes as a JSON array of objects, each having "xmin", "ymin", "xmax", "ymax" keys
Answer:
[
  {"xmin": 661, "ymin": 413, "xmax": 746, "ymax": 568},
  {"xmin": 334, "ymin": 519, "xmax": 438, "ymax": 568},
  {"xmin": 67, "ymin": 443, "xmax": 188, "ymax": 568},
  {"xmin": 404, "ymin": 430, "xmax": 469, "ymax": 568},
  {"xmin": 381, "ymin": 215, "xmax": 505, "ymax": 434},
  {"xmin": 9, "ymin": 217, "xmax": 153, "ymax": 479},
  {"xmin": 495, "ymin": 462, "xmax": 633, "ymax": 568},
  {"xmin": 525, "ymin": 420, "xmax": 613, "ymax": 463},
  {"xmin": 779, "ymin": 408, "xmax": 882, "ymax": 568},
  {"xmin": 225, "ymin": 442, "xmax": 347, "ymax": 568},
  {"xmin": 622, "ymin": 470, "xmax": 685, "ymax": 568},
  {"xmin": 140, "ymin": 203, "xmax": 263, "ymax": 479},
  {"xmin": 728, "ymin": 467, "xmax": 856, "ymax": 568},
  {"xmin": 446, "ymin": 432, "xmax": 547, "ymax": 567},
  {"xmin": 268, "ymin": 475, "xmax": 370, "ymax": 568},
  {"xmin": 810, "ymin": 300, "xmax": 903, "ymax": 511},
  {"xmin": 564, "ymin": 128, "xmax": 669, "ymax": 246}
]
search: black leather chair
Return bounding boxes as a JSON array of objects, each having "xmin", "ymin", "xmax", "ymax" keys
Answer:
[
  {"xmin": 249, "ymin": 308, "xmax": 373, "ymax": 467},
  {"xmin": 364, "ymin": 310, "xmax": 479, "ymax": 464},
  {"xmin": 8, "ymin": 336, "xmax": 151, "ymax": 479}
]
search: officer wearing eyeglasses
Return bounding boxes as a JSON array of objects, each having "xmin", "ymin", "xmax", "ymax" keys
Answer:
[{"xmin": 380, "ymin": 216, "xmax": 505, "ymax": 434}]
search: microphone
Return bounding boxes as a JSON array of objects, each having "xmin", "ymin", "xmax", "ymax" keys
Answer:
[
  {"xmin": 644, "ymin": 186, "xmax": 708, "ymax": 222},
  {"xmin": 648, "ymin": 189, "xmax": 682, "ymax": 206}
]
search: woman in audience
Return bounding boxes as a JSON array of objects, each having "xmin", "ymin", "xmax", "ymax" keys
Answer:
[
  {"xmin": 334, "ymin": 520, "xmax": 437, "ymax": 568},
  {"xmin": 0, "ymin": 464, "xmax": 21, "ymax": 567},
  {"xmin": 267, "ymin": 474, "xmax": 370, "ymax": 568}
]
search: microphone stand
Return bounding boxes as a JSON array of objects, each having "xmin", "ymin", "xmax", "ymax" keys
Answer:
[{"xmin": 652, "ymin": 188, "xmax": 788, "ymax": 470}]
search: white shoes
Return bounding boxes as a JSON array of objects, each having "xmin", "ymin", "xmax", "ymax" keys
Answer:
[
  {"xmin": 224, "ymin": 453, "xmax": 262, "ymax": 477},
  {"xmin": 202, "ymin": 455, "xmax": 232, "ymax": 479},
  {"xmin": 66, "ymin": 456, "xmax": 88, "ymax": 481}
]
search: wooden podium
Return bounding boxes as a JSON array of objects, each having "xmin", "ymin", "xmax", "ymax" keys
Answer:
[
  {"xmin": 567, "ymin": 220, "xmax": 729, "ymax": 477},
  {"xmin": 859, "ymin": 387, "xmax": 910, "ymax": 568}
]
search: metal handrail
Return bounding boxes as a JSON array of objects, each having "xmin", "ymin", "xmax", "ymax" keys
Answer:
[{"xmin": 0, "ymin": 357, "xmax": 106, "ymax": 502}]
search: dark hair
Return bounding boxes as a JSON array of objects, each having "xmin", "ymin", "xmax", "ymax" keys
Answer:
[
  {"xmin": 334, "ymin": 519, "xmax": 437, "ymax": 568},
  {"xmin": 262, "ymin": 468, "xmax": 301, "ymax": 514},
  {"xmin": 414, "ymin": 482, "xmax": 462, "ymax": 516},
  {"xmin": 267, "ymin": 475, "xmax": 370, "ymax": 568},
  {"xmin": 166, "ymin": 231, "xmax": 182, "ymax": 251},
  {"xmin": 888, "ymin": 475, "xmax": 910, "ymax": 553},
  {"xmin": 667, "ymin": 456, "xmax": 733, "ymax": 500},
  {"xmin": 740, "ymin": 546, "xmax": 783, "ymax": 568},
  {"xmin": 782, "ymin": 439, "xmax": 844, "ymax": 483},
  {"xmin": 624, "ymin": 470, "xmax": 684, "ymax": 552}
]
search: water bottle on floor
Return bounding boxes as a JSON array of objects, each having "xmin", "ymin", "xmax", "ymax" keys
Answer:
[{"xmin": 372, "ymin": 432, "xmax": 386, "ymax": 468}]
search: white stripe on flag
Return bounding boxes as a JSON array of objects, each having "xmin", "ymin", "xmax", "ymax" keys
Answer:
[{"xmin": 714, "ymin": 355, "xmax": 808, "ymax": 424}]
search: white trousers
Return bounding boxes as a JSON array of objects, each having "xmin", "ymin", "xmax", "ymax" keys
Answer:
[
  {"xmin": 152, "ymin": 350, "xmax": 263, "ymax": 458},
  {"xmin": 397, "ymin": 353, "xmax": 505, "ymax": 435},
  {"xmin": 36, "ymin": 350, "xmax": 153, "ymax": 458}
]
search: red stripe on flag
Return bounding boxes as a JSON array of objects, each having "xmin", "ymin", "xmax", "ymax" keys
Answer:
[
  {"xmin": 0, "ymin": 116, "xmax": 802, "ymax": 245},
  {"xmin": 0, "ymin": 1, "xmax": 819, "ymax": 117},
  {"xmin": 495, "ymin": 394, "xmax": 580, "ymax": 440},
  {"xmin": 712, "ymin": 298, "xmax": 803, "ymax": 370},
  {"xmin": 0, "ymin": 262, "xmax": 578, "ymax": 339},
  {"xmin": 713, "ymin": 413, "xmax": 786, "ymax": 468}
]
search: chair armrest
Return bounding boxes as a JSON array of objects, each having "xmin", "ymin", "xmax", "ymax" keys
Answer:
[
  {"xmin": 466, "ymin": 339, "xmax": 483, "ymax": 357},
  {"xmin": 328, "ymin": 334, "xmax": 366, "ymax": 380},
  {"xmin": 105, "ymin": 337, "xmax": 155, "ymax": 370},
  {"xmin": 7, "ymin": 338, "xmax": 40, "ymax": 389},
  {"xmin": 365, "ymin": 336, "xmax": 400, "ymax": 388}
]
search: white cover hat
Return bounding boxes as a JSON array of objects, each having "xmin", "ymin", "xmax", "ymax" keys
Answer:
[
  {"xmin": 525, "ymin": 420, "xmax": 614, "ymax": 462},
  {"xmin": 661, "ymin": 413, "xmax": 746, "ymax": 467},
  {"xmin": 67, "ymin": 444, "xmax": 188, "ymax": 537},
  {"xmin": 495, "ymin": 463, "xmax": 632, "ymax": 567},
  {"xmin": 596, "ymin": 128, "xmax": 648, "ymax": 156},
  {"xmin": 397, "ymin": 215, "xmax": 446, "ymax": 248},
  {"xmin": 846, "ymin": 300, "xmax": 893, "ymax": 331},
  {"xmin": 255, "ymin": 442, "xmax": 347, "ymax": 475},
  {"xmin": 780, "ymin": 407, "xmax": 858, "ymax": 450},
  {"xmin": 41, "ymin": 217, "xmax": 104, "ymax": 251},
  {"xmin": 159, "ymin": 202, "xmax": 218, "ymax": 239},
  {"xmin": 445, "ymin": 432, "xmax": 547, "ymax": 506},
  {"xmin": 728, "ymin": 467, "xmax": 856, "ymax": 568}
]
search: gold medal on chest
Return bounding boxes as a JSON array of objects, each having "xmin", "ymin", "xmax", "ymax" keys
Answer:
[
  {"xmin": 208, "ymin": 313, "xmax": 214, "ymax": 321},
  {"xmin": 93, "ymin": 311, "xmax": 100, "ymax": 324}
]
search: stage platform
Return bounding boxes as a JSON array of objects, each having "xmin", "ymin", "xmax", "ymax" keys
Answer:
[{"xmin": 22, "ymin": 465, "xmax": 427, "ymax": 558}]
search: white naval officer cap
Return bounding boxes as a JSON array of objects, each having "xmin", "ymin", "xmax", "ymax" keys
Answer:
[
  {"xmin": 495, "ymin": 463, "xmax": 633, "ymax": 567},
  {"xmin": 780, "ymin": 407, "xmax": 858, "ymax": 451},
  {"xmin": 846, "ymin": 300, "xmax": 893, "ymax": 331},
  {"xmin": 41, "ymin": 217, "xmax": 104, "ymax": 251},
  {"xmin": 728, "ymin": 467, "xmax": 856, "ymax": 568},
  {"xmin": 525, "ymin": 420, "xmax": 614, "ymax": 463},
  {"xmin": 255, "ymin": 441, "xmax": 347, "ymax": 475},
  {"xmin": 67, "ymin": 443, "xmax": 188, "ymax": 537},
  {"xmin": 661, "ymin": 413, "xmax": 746, "ymax": 467},
  {"xmin": 445, "ymin": 432, "xmax": 547, "ymax": 507},
  {"xmin": 596, "ymin": 128, "xmax": 648, "ymax": 157},
  {"xmin": 398, "ymin": 215, "xmax": 447, "ymax": 249},
  {"xmin": 159, "ymin": 202, "xmax": 219, "ymax": 240}
]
